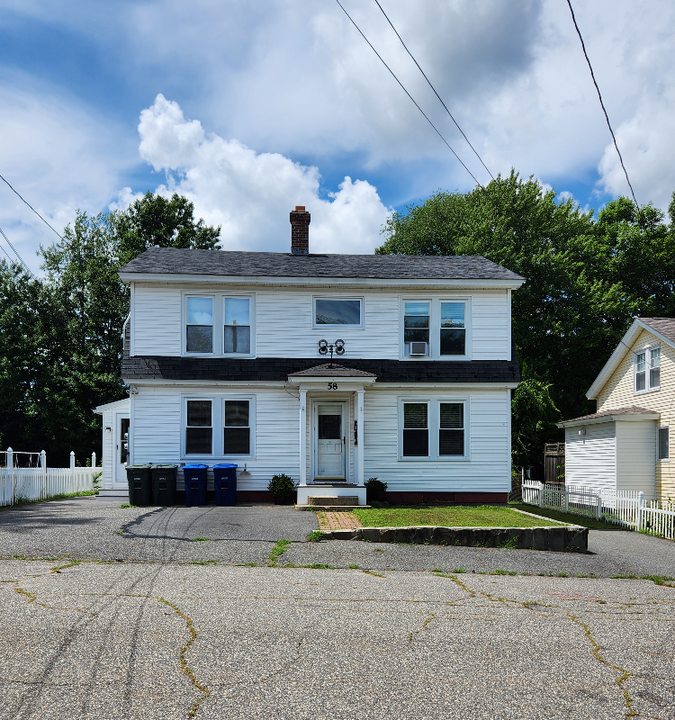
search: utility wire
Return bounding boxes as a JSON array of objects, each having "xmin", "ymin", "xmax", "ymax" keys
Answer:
[
  {"xmin": 373, "ymin": 0, "xmax": 493, "ymax": 181},
  {"xmin": 0, "ymin": 226, "xmax": 33, "ymax": 276},
  {"xmin": 0, "ymin": 173, "xmax": 64, "ymax": 241},
  {"xmin": 334, "ymin": 0, "xmax": 483, "ymax": 187},
  {"xmin": 565, "ymin": 0, "xmax": 639, "ymax": 208}
]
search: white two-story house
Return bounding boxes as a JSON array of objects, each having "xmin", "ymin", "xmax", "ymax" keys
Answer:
[{"xmin": 98, "ymin": 206, "xmax": 524, "ymax": 505}]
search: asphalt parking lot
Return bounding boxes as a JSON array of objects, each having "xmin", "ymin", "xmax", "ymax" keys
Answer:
[{"xmin": 1, "ymin": 497, "xmax": 674, "ymax": 720}]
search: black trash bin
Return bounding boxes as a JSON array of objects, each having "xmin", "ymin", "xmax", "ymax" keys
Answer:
[
  {"xmin": 126, "ymin": 464, "xmax": 152, "ymax": 506},
  {"xmin": 152, "ymin": 465, "xmax": 177, "ymax": 506},
  {"xmin": 213, "ymin": 464, "xmax": 238, "ymax": 506},
  {"xmin": 183, "ymin": 464, "xmax": 208, "ymax": 506}
]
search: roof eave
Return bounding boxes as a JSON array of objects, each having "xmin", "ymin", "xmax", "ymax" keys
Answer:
[
  {"xmin": 558, "ymin": 412, "xmax": 660, "ymax": 429},
  {"xmin": 118, "ymin": 272, "xmax": 525, "ymax": 290}
]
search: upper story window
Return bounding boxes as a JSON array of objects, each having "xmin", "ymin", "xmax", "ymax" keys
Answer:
[
  {"xmin": 183, "ymin": 293, "xmax": 254, "ymax": 356},
  {"xmin": 404, "ymin": 302, "xmax": 430, "ymax": 356},
  {"xmin": 402, "ymin": 298, "xmax": 469, "ymax": 359},
  {"xmin": 440, "ymin": 302, "xmax": 465, "ymax": 356},
  {"xmin": 224, "ymin": 298, "xmax": 250, "ymax": 354},
  {"xmin": 186, "ymin": 297, "xmax": 213, "ymax": 353},
  {"xmin": 314, "ymin": 298, "xmax": 362, "ymax": 327},
  {"xmin": 635, "ymin": 347, "xmax": 660, "ymax": 393}
]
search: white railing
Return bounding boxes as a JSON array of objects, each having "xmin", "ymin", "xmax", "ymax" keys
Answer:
[
  {"xmin": 522, "ymin": 479, "xmax": 675, "ymax": 541},
  {"xmin": 0, "ymin": 448, "xmax": 99, "ymax": 507}
]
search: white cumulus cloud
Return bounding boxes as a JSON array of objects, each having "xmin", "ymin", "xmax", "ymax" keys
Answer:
[{"xmin": 137, "ymin": 94, "xmax": 391, "ymax": 254}]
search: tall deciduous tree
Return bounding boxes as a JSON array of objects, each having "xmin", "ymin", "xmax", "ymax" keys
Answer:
[
  {"xmin": 378, "ymin": 171, "xmax": 675, "ymax": 468},
  {"xmin": 0, "ymin": 193, "xmax": 220, "ymax": 464}
]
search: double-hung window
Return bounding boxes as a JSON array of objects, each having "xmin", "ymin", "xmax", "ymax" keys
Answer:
[
  {"xmin": 658, "ymin": 427, "xmax": 669, "ymax": 461},
  {"xmin": 224, "ymin": 298, "xmax": 250, "ymax": 354},
  {"xmin": 224, "ymin": 400, "xmax": 251, "ymax": 455},
  {"xmin": 404, "ymin": 302, "xmax": 430, "ymax": 356},
  {"xmin": 440, "ymin": 302, "xmax": 466, "ymax": 356},
  {"xmin": 401, "ymin": 399, "xmax": 467, "ymax": 459},
  {"xmin": 186, "ymin": 297, "xmax": 213, "ymax": 353},
  {"xmin": 635, "ymin": 347, "xmax": 660, "ymax": 392},
  {"xmin": 184, "ymin": 396, "xmax": 254, "ymax": 458},
  {"xmin": 185, "ymin": 400, "xmax": 212, "ymax": 454},
  {"xmin": 402, "ymin": 299, "xmax": 469, "ymax": 359}
]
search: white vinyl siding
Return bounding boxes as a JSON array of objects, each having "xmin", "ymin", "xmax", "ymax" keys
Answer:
[
  {"xmin": 128, "ymin": 284, "xmax": 512, "ymax": 361},
  {"xmin": 132, "ymin": 285, "xmax": 182, "ymax": 355},
  {"xmin": 615, "ymin": 421, "xmax": 656, "ymax": 496},
  {"xmin": 364, "ymin": 388, "xmax": 510, "ymax": 492},
  {"xmin": 564, "ymin": 423, "xmax": 616, "ymax": 496}
]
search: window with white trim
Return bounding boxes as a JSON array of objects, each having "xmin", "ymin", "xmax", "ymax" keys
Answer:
[
  {"xmin": 183, "ymin": 396, "xmax": 255, "ymax": 458},
  {"xmin": 635, "ymin": 347, "xmax": 660, "ymax": 392},
  {"xmin": 401, "ymin": 298, "xmax": 469, "ymax": 359},
  {"xmin": 400, "ymin": 399, "xmax": 468, "ymax": 459},
  {"xmin": 185, "ymin": 400, "xmax": 212, "ymax": 454},
  {"xmin": 314, "ymin": 298, "xmax": 363, "ymax": 327},
  {"xmin": 186, "ymin": 297, "xmax": 213, "ymax": 353},
  {"xmin": 224, "ymin": 297, "xmax": 250, "ymax": 354},
  {"xmin": 658, "ymin": 427, "xmax": 669, "ymax": 460},
  {"xmin": 224, "ymin": 400, "xmax": 251, "ymax": 454}
]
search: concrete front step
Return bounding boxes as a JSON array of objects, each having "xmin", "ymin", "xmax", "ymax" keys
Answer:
[{"xmin": 308, "ymin": 496, "xmax": 359, "ymax": 507}]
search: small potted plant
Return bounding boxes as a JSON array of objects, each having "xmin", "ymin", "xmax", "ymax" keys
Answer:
[{"xmin": 268, "ymin": 473, "xmax": 296, "ymax": 505}]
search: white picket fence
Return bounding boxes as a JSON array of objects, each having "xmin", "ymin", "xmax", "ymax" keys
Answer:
[
  {"xmin": 522, "ymin": 479, "xmax": 675, "ymax": 540},
  {"xmin": 0, "ymin": 448, "xmax": 99, "ymax": 507}
]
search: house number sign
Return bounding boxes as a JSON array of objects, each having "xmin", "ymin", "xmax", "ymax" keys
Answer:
[{"xmin": 327, "ymin": 382, "xmax": 339, "ymax": 390}]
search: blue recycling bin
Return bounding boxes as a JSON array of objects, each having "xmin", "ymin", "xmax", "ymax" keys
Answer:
[
  {"xmin": 183, "ymin": 464, "xmax": 208, "ymax": 506},
  {"xmin": 213, "ymin": 464, "xmax": 238, "ymax": 506}
]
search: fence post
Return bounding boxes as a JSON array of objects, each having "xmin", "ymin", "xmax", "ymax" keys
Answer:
[
  {"xmin": 41, "ymin": 450, "xmax": 47, "ymax": 501},
  {"xmin": 565, "ymin": 488, "xmax": 569, "ymax": 513},
  {"xmin": 7, "ymin": 447, "xmax": 14, "ymax": 506},
  {"xmin": 596, "ymin": 494, "xmax": 602, "ymax": 520},
  {"xmin": 637, "ymin": 491, "xmax": 644, "ymax": 532},
  {"xmin": 91, "ymin": 451, "xmax": 97, "ymax": 469},
  {"xmin": 70, "ymin": 451, "xmax": 75, "ymax": 492},
  {"xmin": 538, "ymin": 481, "xmax": 544, "ymax": 508}
]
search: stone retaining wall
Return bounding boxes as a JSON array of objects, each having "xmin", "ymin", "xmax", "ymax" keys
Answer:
[{"xmin": 320, "ymin": 525, "xmax": 589, "ymax": 552}]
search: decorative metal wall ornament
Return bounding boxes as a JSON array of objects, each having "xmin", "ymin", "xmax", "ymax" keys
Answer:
[{"xmin": 318, "ymin": 339, "xmax": 346, "ymax": 364}]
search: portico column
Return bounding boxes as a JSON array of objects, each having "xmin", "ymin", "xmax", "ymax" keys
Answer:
[
  {"xmin": 299, "ymin": 389, "xmax": 307, "ymax": 486},
  {"xmin": 357, "ymin": 389, "xmax": 365, "ymax": 486}
]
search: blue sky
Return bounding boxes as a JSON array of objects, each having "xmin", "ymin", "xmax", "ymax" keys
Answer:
[{"xmin": 1, "ymin": 0, "xmax": 674, "ymax": 273}]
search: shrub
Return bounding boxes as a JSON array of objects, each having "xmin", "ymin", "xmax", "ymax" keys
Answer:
[
  {"xmin": 365, "ymin": 477, "xmax": 387, "ymax": 502},
  {"xmin": 268, "ymin": 473, "xmax": 296, "ymax": 498}
]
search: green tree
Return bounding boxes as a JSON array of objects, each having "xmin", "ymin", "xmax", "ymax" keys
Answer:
[
  {"xmin": 0, "ymin": 193, "xmax": 221, "ymax": 463},
  {"xmin": 115, "ymin": 192, "xmax": 221, "ymax": 264},
  {"xmin": 378, "ymin": 171, "xmax": 675, "ymax": 468}
]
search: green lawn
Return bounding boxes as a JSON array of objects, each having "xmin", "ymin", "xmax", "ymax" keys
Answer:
[
  {"xmin": 508, "ymin": 502, "xmax": 619, "ymax": 529},
  {"xmin": 352, "ymin": 505, "xmax": 566, "ymax": 528}
]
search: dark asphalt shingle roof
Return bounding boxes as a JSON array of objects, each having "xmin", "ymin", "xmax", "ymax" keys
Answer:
[
  {"xmin": 289, "ymin": 363, "xmax": 377, "ymax": 378},
  {"xmin": 639, "ymin": 317, "xmax": 675, "ymax": 344},
  {"xmin": 118, "ymin": 247, "xmax": 524, "ymax": 282}
]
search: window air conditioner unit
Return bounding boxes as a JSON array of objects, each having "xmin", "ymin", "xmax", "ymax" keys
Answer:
[{"xmin": 409, "ymin": 342, "xmax": 428, "ymax": 356}]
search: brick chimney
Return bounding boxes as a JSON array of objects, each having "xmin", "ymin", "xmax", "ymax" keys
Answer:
[{"xmin": 290, "ymin": 206, "xmax": 310, "ymax": 255}]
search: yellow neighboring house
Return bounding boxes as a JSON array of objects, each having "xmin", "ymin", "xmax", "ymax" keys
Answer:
[{"xmin": 558, "ymin": 317, "xmax": 674, "ymax": 502}]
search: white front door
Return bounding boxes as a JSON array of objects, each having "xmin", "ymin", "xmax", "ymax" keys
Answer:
[
  {"xmin": 315, "ymin": 403, "xmax": 346, "ymax": 480},
  {"xmin": 114, "ymin": 413, "xmax": 130, "ymax": 487}
]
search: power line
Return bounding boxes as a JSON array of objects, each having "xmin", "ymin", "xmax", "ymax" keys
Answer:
[
  {"xmin": 0, "ymin": 173, "xmax": 64, "ymax": 241},
  {"xmin": 373, "ymin": 0, "xmax": 494, "ymax": 181},
  {"xmin": 0, "ymin": 226, "xmax": 33, "ymax": 277},
  {"xmin": 565, "ymin": 0, "xmax": 639, "ymax": 208},
  {"xmin": 334, "ymin": 0, "xmax": 483, "ymax": 187}
]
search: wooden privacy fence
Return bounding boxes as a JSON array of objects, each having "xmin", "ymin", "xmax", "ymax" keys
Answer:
[
  {"xmin": 0, "ymin": 448, "xmax": 99, "ymax": 507},
  {"xmin": 544, "ymin": 443, "xmax": 565, "ymax": 485},
  {"xmin": 522, "ymin": 479, "xmax": 675, "ymax": 541}
]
